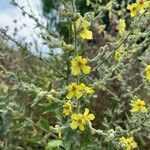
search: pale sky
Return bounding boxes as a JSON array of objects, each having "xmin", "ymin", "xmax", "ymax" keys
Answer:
[{"xmin": 0, "ymin": 0, "xmax": 51, "ymax": 55}]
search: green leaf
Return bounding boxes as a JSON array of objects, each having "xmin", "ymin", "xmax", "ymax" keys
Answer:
[
  {"xmin": 42, "ymin": 102, "xmax": 61, "ymax": 114},
  {"xmin": 9, "ymin": 123, "xmax": 25, "ymax": 133},
  {"xmin": 31, "ymin": 92, "xmax": 46, "ymax": 107},
  {"xmin": 38, "ymin": 117, "xmax": 53, "ymax": 132},
  {"xmin": 47, "ymin": 82, "xmax": 53, "ymax": 91},
  {"xmin": 58, "ymin": 22, "xmax": 71, "ymax": 43}
]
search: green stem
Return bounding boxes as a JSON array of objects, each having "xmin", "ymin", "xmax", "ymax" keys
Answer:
[
  {"xmin": 71, "ymin": 0, "xmax": 80, "ymax": 113},
  {"xmin": 72, "ymin": 0, "xmax": 78, "ymax": 55},
  {"xmin": 128, "ymin": 115, "xmax": 149, "ymax": 133}
]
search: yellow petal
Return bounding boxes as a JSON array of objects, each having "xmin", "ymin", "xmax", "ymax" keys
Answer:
[
  {"xmin": 71, "ymin": 60, "xmax": 78, "ymax": 67},
  {"xmin": 78, "ymin": 83, "xmax": 86, "ymax": 91},
  {"xmin": 88, "ymin": 114, "xmax": 95, "ymax": 120},
  {"xmin": 79, "ymin": 29, "xmax": 93, "ymax": 40},
  {"xmin": 63, "ymin": 110, "xmax": 69, "ymax": 116},
  {"xmin": 75, "ymin": 91, "xmax": 83, "ymax": 99},
  {"xmin": 66, "ymin": 92, "xmax": 74, "ymax": 99},
  {"xmin": 79, "ymin": 124, "xmax": 85, "ymax": 131},
  {"xmin": 71, "ymin": 67, "xmax": 81, "ymax": 76},
  {"xmin": 84, "ymin": 108, "xmax": 89, "ymax": 116},
  {"xmin": 127, "ymin": 4, "xmax": 132, "ymax": 10},
  {"xmin": 145, "ymin": 65, "xmax": 150, "ymax": 72},
  {"xmin": 81, "ymin": 65, "xmax": 91, "ymax": 74},
  {"xmin": 82, "ymin": 19, "xmax": 91, "ymax": 28},
  {"xmin": 119, "ymin": 137, "xmax": 126, "ymax": 142},
  {"xmin": 130, "ymin": 108, "xmax": 138, "ymax": 112},
  {"xmin": 70, "ymin": 121, "xmax": 78, "ymax": 130},
  {"xmin": 146, "ymin": 72, "xmax": 150, "ymax": 81},
  {"xmin": 71, "ymin": 113, "xmax": 79, "ymax": 120},
  {"xmin": 84, "ymin": 86, "xmax": 94, "ymax": 94},
  {"xmin": 75, "ymin": 56, "xmax": 82, "ymax": 62},
  {"xmin": 81, "ymin": 58, "xmax": 88, "ymax": 65}
]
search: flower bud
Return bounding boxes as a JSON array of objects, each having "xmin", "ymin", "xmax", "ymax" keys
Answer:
[{"xmin": 47, "ymin": 94, "xmax": 54, "ymax": 101}]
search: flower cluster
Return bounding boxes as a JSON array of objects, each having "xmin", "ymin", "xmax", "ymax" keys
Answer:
[
  {"xmin": 127, "ymin": 0, "xmax": 149, "ymax": 17},
  {"xmin": 130, "ymin": 99, "xmax": 148, "ymax": 113},
  {"xmin": 63, "ymin": 20, "xmax": 94, "ymax": 130},
  {"xmin": 119, "ymin": 137, "xmax": 137, "ymax": 150}
]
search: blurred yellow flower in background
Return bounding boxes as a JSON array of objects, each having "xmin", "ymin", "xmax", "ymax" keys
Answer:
[
  {"xmin": 127, "ymin": 3, "xmax": 139, "ymax": 17},
  {"xmin": 130, "ymin": 99, "xmax": 148, "ymax": 113},
  {"xmin": 120, "ymin": 136, "xmax": 137, "ymax": 150},
  {"xmin": 137, "ymin": 0, "xmax": 150, "ymax": 10}
]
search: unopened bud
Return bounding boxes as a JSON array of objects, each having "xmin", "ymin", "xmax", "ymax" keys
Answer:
[{"xmin": 47, "ymin": 94, "xmax": 54, "ymax": 101}]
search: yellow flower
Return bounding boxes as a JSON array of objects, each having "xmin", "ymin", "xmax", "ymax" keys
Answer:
[
  {"xmin": 130, "ymin": 99, "xmax": 148, "ymax": 113},
  {"xmin": 120, "ymin": 137, "xmax": 137, "ymax": 150},
  {"xmin": 66, "ymin": 83, "xmax": 83, "ymax": 99},
  {"xmin": 74, "ymin": 17, "xmax": 93, "ymax": 40},
  {"xmin": 70, "ymin": 114, "xmax": 85, "ymax": 131},
  {"xmin": 137, "ymin": 0, "xmax": 150, "ymax": 10},
  {"xmin": 114, "ymin": 50, "xmax": 122, "ymax": 61},
  {"xmin": 66, "ymin": 83, "xmax": 94, "ymax": 100},
  {"xmin": 63, "ymin": 101, "xmax": 72, "ymax": 116},
  {"xmin": 83, "ymin": 108, "xmax": 95, "ymax": 124},
  {"xmin": 70, "ymin": 108, "xmax": 95, "ymax": 131},
  {"xmin": 118, "ymin": 19, "xmax": 126, "ymax": 36},
  {"xmin": 71, "ymin": 56, "xmax": 91, "ymax": 76},
  {"xmin": 145, "ymin": 65, "xmax": 150, "ymax": 81},
  {"xmin": 127, "ymin": 3, "xmax": 139, "ymax": 17}
]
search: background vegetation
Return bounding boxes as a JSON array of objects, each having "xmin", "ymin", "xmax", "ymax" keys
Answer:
[{"xmin": 0, "ymin": 0, "xmax": 150, "ymax": 149}]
